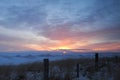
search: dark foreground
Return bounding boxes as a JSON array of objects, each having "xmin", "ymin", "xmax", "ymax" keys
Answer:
[{"xmin": 0, "ymin": 55, "xmax": 120, "ymax": 80}]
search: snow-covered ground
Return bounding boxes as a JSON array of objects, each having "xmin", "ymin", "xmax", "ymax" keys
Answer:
[{"xmin": 0, "ymin": 51, "xmax": 119, "ymax": 65}]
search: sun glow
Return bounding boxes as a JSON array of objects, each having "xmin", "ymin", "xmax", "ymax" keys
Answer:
[{"xmin": 58, "ymin": 46, "xmax": 71, "ymax": 50}]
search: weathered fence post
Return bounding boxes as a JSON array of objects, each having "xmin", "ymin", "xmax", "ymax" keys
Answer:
[
  {"xmin": 44, "ymin": 59, "xmax": 49, "ymax": 80},
  {"xmin": 76, "ymin": 63, "xmax": 80, "ymax": 78},
  {"xmin": 95, "ymin": 53, "xmax": 99, "ymax": 71},
  {"xmin": 115, "ymin": 56, "xmax": 118, "ymax": 63},
  {"xmin": 17, "ymin": 75, "xmax": 26, "ymax": 80}
]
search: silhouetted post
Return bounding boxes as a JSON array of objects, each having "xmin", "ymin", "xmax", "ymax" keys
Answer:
[
  {"xmin": 76, "ymin": 63, "xmax": 80, "ymax": 78},
  {"xmin": 115, "ymin": 56, "xmax": 118, "ymax": 63},
  {"xmin": 44, "ymin": 59, "xmax": 49, "ymax": 80},
  {"xmin": 17, "ymin": 75, "xmax": 26, "ymax": 80},
  {"xmin": 95, "ymin": 53, "xmax": 99, "ymax": 71}
]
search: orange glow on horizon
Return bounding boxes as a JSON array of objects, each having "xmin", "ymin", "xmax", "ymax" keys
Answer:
[
  {"xmin": 24, "ymin": 44, "xmax": 72, "ymax": 51},
  {"xmin": 58, "ymin": 46, "xmax": 71, "ymax": 49},
  {"xmin": 24, "ymin": 41, "xmax": 120, "ymax": 52}
]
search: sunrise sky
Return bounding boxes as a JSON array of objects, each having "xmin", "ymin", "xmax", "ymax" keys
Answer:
[{"xmin": 0, "ymin": 0, "xmax": 120, "ymax": 52}]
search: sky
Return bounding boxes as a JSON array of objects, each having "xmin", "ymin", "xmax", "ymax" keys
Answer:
[{"xmin": 0, "ymin": 0, "xmax": 120, "ymax": 52}]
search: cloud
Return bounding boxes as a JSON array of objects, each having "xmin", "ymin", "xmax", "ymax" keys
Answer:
[
  {"xmin": 0, "ymin": 26, "xmax": 60, "ymax": 51},
  {"xmin": 0, "ymin": 0, "xmax": 120, "ymax": 51},
  {"xmin": 83, "ymin": 42, "xmax": 120, "ymax": 52}
]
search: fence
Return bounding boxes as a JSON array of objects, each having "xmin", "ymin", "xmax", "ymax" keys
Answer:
[
  {"xmin": 14, "ymin": 53, "xmax": 119, "ymax": 80},
  {"xmin": 43, "ymin": 53, "xmax": 99, "ymax": 80}
]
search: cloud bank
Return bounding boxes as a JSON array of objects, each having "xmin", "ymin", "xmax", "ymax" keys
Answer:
[{"xmin": 0, "ymin": 0, "xmax": 120, "ymax": 52}]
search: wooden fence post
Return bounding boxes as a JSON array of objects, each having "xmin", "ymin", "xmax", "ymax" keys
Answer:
[
  {"xmin": 115, "ymin": 56, "xmax": 118, "ymax": 63},
  {"xmin": 44, "ymin": 59, "xmax": 49, "ymax": 80},
  {"xmin": 76, "ymin": 63, "xmax": 80, "ymax": 78},
  {"xmin": 95, "ymin": 53, "xmax": 99, "ymax": 71}
]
